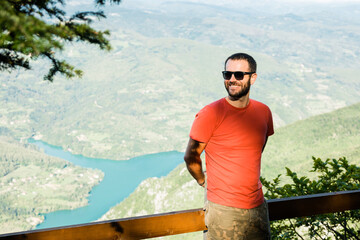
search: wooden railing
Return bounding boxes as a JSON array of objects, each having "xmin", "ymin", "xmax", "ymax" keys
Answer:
[{"xmin": 1, "ymin": 190, "xmax": 359, "ymax": 240}]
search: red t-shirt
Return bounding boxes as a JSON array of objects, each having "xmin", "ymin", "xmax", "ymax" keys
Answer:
[{"xmin": 190, "ymin": 98, "xmax": 274, "ymax": 209}]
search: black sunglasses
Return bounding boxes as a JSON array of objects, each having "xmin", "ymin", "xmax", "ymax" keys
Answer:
[{"xmin": 222, "ymin": 71, "xmax": 255, "ymax": 80}]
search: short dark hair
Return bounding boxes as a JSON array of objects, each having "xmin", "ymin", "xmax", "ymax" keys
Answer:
[{"xmin": 224, "ymin": 53, "xmax": 257, "ymax": 73}]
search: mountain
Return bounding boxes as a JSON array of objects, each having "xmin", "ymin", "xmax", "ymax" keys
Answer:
[
  {"xmin": 1, "ymin": 1, "xmax": 360, "ymax": 160},
  {"xmin": 98, "ymin": 102, "xmax": 360, "ymax": 239}
]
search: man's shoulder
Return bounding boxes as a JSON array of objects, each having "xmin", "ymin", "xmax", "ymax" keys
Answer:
[
  {"xmin": 208, "ymin": 98, "xmax": 225, "ymax": 107},
  {"xmin": 197, "ymin": 98, "xmax": 225, "ymax": 118},
  {"xmin": 250, "ymin": 99, "xmax": 271, "ymax": 110}
]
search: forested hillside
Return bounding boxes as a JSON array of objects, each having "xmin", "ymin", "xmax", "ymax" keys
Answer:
[
  {"xmin": 262, "ymin": 102, "xmax": 360, "ymax": 180},
  {"xmin": 0, "ymin": 137, "xmax": 103, "ymax": 234},
  {"xmin": 99, "ymin": 102, "xmax": 360, "ymax": 239}
]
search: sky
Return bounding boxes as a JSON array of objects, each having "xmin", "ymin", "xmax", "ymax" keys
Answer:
[
  {"xmin": 68, "ymin": 0, "xmax": 360, "ymax": 5},
  {"xmin": 285, "ymin": 0, "xmax": 360, "ymax": 1}
]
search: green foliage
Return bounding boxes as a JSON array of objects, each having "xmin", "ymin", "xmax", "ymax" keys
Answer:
[
  {"xmin": 0, "ymin": 0, "xmax": 121, "ymax": 81},
  {"xmin": 261, "ymin": 157, "xmax": 360, "ymax": 239}
]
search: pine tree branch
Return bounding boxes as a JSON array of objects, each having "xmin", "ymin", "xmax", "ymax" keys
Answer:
[
  {"xmin": 288, "ymin": 219, "xmax": 304, "ymax": 240},
  {"xmin": 337, "ymin": 218, "xmax": 360, "ymax": 240},
  {"xmin": 0, "ymin": 0, "xmax": 121, "ymax": 81}
]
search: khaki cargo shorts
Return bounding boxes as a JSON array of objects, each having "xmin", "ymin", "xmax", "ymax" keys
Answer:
[{"xmin": 204, "ymin": 200, "xmax": 271, "ymax": 240}]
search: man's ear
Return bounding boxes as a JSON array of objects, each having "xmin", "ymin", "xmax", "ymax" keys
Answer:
[{"xmin": 250, "ymin": 73, "xmax": 257, "ymax": 85}]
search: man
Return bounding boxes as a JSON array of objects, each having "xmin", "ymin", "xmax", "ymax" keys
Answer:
[{"xmin": 184, "ymin": 53, "xmax": 274, "ymax": 240}]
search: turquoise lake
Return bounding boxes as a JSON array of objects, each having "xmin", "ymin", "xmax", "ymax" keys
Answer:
[{"xmin": 29, "ymin": 139, "xmax": 184, "ymax": 229}]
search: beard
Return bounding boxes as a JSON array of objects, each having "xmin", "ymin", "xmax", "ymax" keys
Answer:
[{"xmin": 225, "ymin": 79, "xmax": 251, "ymax": 101}]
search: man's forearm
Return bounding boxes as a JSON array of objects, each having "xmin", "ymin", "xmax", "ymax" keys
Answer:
[
  {"xmin": 185, "ymin": 159, "xmax": 205, "ymax": 186},
  {"xmin": 184, "ymin": 138, "xmax": 206, "ymax": 186}
]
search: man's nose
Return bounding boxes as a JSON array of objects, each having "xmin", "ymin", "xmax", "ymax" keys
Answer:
[{"xmin": 229, "ymin": 74, "xmax": 237, "ymax": 81}]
